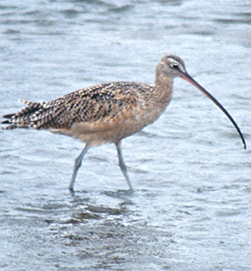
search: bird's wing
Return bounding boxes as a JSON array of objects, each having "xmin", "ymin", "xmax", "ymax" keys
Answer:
[{"xmin": 2, "ymin": 82, "xmax": 145, "ymax": 130}]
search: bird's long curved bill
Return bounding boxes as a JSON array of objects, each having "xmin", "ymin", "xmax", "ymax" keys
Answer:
[{"xmin": 180, "ymin": 72, "xmax": 246, "ymax": 149}]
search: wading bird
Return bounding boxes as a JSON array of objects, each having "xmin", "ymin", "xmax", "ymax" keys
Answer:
[{"xmin": 1, "ymin": 55, "xmax": 246, "ymax": 191}]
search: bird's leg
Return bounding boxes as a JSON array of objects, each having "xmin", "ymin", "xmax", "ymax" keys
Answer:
[
  {"xmin": 69, "ymin": 144, "xmax": 89, "ymax": 191},
  {"xmin": 115, "ymin": 141, "xmax": 133, "ymax": 191}
]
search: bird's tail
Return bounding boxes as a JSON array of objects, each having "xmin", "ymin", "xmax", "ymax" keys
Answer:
[{"xmin": 1, "ymin": 100, "xmax": 45, "ymax": 130}]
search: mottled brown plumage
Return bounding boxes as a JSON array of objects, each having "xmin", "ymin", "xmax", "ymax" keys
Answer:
[
  {"xmin": 1, "ymin": 55, "xmax": 246, "ymax": 191},
  {"xmin": 2, "ymin": 80, "xmax": 173, "ymax": 146}
]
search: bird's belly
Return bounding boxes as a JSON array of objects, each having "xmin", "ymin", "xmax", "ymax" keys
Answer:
[
  {"xmin": 50, "ymin": 110, "xmax": 162, "ymax": 146},
  {"xmin": 78, "ymin": 117, "xmax": 147, "ymax": 145}
]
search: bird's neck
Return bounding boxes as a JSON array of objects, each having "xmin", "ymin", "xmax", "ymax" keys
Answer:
[{"xmin": 154, "ymin": 75, "xmax": 173, "ymax": 105}]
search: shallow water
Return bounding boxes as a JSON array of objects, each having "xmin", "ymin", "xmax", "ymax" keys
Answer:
[{"xmin": 0, "ymin": 0, "xmax": 251, "ymax": 270}]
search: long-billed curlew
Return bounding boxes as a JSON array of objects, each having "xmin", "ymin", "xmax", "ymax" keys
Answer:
[{"xmin": 1, "ymin": 55, "xmax": 246, "ymax": 191}]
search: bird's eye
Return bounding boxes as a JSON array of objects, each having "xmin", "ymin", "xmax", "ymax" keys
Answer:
[{"xmin": 170, "ymin": 63, "xmax": 179, "ymax": 69}]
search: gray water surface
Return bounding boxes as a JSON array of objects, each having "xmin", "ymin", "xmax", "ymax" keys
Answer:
[{"xmin": 0, "ymin": 1, "xmax": 251, "ymax": 270}]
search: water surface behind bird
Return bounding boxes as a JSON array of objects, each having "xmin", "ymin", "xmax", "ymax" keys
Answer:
[{"xmin": 0, "ymin": 1, "xmax": 250, "ymax": 270}]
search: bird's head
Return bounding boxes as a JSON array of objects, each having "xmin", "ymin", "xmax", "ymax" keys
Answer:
[
  {"xmin": 155, "ymin": 54, "xmax": 246, "ymax": 149},
  {"xmin": 156, "ymin": 55, "xmax": 187, "ymax": 79}
]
